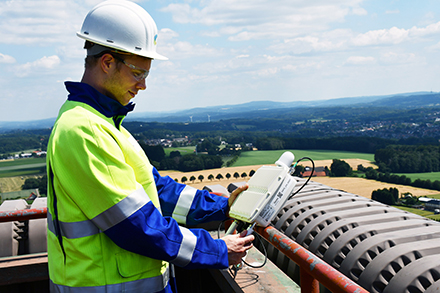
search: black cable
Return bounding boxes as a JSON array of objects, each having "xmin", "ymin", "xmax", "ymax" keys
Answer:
[
  {"xmin": 288, "ymin": 156, "xmax": 315, "ymax": 200},
  {"xmin": 218, "ymin": 220, "xmax": 269, "ymax": 275},
  {"xmin": 242, "ymin": 232, "xmax": 267, "ymax": 268},
  {"xmin": 217, "ymin": 219, "xmax": 228, "ymax": 239}
]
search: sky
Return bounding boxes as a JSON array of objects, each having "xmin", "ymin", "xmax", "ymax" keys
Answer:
[{"xmin": 1, "ymin": 0, "xmax": 440, "ymax": 122}]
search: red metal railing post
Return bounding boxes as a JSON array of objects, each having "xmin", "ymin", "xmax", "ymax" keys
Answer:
[
  {"xmin": 0, "ymin": 207, "xmax": 47, "ymax": 223},
  {"xmin": 300, "ymin": 267, "xmax": 320, "ymax": 293},
  {"xmin": 255, "ymin": 225, "xmax": 369, "ymax": 293}
]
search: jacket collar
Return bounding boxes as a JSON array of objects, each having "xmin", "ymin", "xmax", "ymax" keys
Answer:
[{"xmin": 65, "ymin": 81, "xmax": 135, "ymax": 118}]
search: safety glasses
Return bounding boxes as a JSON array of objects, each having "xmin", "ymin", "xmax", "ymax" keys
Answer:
[{"xmin": 114, "ymin": 56, "xmax": 149, "ymax": 81}]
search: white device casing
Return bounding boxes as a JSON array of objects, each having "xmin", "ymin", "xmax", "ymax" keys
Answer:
[{"xmin": 228, "ymin": 152, "xmax": 296, "ymax": 227}]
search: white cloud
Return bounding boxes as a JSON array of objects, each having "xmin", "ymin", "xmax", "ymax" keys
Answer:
[
  {"xmin": 158, "ymin": 28, "xmax": 180, "ymax": 42},
  {"xmin": 160, "ymin": 41, "xmax": 221, "ymax": 60},
  {"xmin": 283, "ymin": 35, "xmax": 346, "ymax": 54},
  {"xmin": 352, "ymin": 21, "xmax": 440, "ymax": 46},
  {"xmin": 344, "ymin": 56, "xmax": 375, "ymax": 65},
  {"xmin": 409, "ymin": 21, "xmax": 440, "ymax": 37},
  {"xmin": 426, "ymin": 41, "xmax": 440, "ymax": 52},
  {"xmin": 352, "ymin": 26, "xmax": 409, "ymax": 46},
  {"xmin": 0, "ymin": 53, "xmax": 15, "ymax": 64},
  {"xmin": 268, "ymin": 28, "xmax": 353, "ymax": 54},
  {"xmin": 161, "ymin": 0, "xmax": 366, "ymax": 41},
  {"xmin": 14, "ymin": 55, "xmax": 60, "ymax": 77},
  {"xmin": 351, "ymin": 7, "xmax": 367, "ymax": 15},
  {"xmin": 0, "ymin": 1, "xmax": 87, "ymax": 45},
  {"xmin": 380, "ymin": 51, "xmax": 416, "ymax": 64}
]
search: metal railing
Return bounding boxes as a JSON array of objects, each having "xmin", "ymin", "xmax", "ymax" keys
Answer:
[
  {"xmin": 0, "ymin": 208, "xmax": 369, "ymax": 293},
  {"xmin": 255, "ymin": 225, "xmax": 369, "ymax": 293},
  {"xmin": 0, "ymin": 207, "xmax": 47, "ymax": 222}
]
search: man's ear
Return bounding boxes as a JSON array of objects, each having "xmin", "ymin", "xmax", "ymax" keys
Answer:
[{"xmin": 100, "ymin": 53, "xmax": 115, "ymax": 74}]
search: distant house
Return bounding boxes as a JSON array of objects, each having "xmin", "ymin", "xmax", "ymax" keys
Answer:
[
  {"xmin": 0, "ymin": 189, "xmax": 40, "ymax": 203},
  {"xmin": 33, "ymin": 151, "xmax": 47, "ymax": 157},
  {"xmin": 302, "ymin": 166, "xmax": 328, "ymax": 177},
  {"xmin": 424, "ymin": 199, "xmax": 440, "ymax": 212}
]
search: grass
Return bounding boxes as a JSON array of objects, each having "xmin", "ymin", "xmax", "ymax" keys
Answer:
[
  {"xmin": 232, "ymin": 149, "xmax": 375, "ymax": 167},
  {"xmin": 421, "ymin": 193, "xmax": 440, "ymax": 199},
  {"xmin": 0, "ymin": 157, "xmax": 46, "ymax": 167},
  {"xmin": 0, "ymin": 158, "xmax": 46, "ymax": 178},
  {"xmin": 0, "ymin": 169, "xmax": 44, "ymax": 178},
  {"xmin": 164, "ymin": 146, "xmax": 195, "ymax": 156},
  {"xmin": 395, "ymin": 206, "xmax": 434, "ymax": 217},
  {"xmin": 393, "ymin": 172, "xmax": 440, "ymax": 181},
  {"xmin": 395, "ymin": 206, "xmax": 440, "ymax": 221}
]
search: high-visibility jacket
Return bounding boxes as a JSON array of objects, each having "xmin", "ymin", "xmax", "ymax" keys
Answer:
[{"xmin": 47, "ymin": 82, "xmax": 229, "ymax": 292}]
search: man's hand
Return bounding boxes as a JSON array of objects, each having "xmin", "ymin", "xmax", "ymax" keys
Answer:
[
  {"xmin": 227, "ymin": 184, "xmax": 248, "ymax": 214},
  {"xmin": 222, "ymin": 230, "xmax": 254, "ymax": 266}
]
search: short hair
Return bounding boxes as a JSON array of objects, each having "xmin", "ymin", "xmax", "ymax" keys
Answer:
[{"xmin": 83, "ymin": 41, "xmax": 125, "ymax": 70}]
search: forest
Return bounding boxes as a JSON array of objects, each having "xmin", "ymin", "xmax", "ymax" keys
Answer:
[{"xmin": 375, "ymin": 145, "xmax": 440, "ymax": 173}]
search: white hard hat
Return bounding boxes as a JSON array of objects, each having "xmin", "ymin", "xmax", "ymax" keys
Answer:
[{"xmin": 77, "ymin": 0, "xmax": 167, "ymax": 60}]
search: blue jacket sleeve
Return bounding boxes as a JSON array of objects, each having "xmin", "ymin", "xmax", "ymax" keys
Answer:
[
  {"xmin": 104, "ymin": 201, "xmax": 229, "ymax": 269},
  {"xmin": 152, "ymin": 168, "xmax": 230, "ymax": 226}
]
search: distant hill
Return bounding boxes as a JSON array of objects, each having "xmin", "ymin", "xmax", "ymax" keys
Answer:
[
  {"xmin": 0, "ymin": 91, "xmax": 438, "ymax": 132},
  {"xmin": 127, "ymin": 91, "xmax": 440, "ymax": 123},
  {"xmin": 0, "ymin": 118, "xmax": 55, "ymax": 133}
]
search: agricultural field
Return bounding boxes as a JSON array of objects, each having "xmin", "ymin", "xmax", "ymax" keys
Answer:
[
  {"xmin": 395, "ymin": 206, "xmax": 440, "ymax": 221},
  {"xmin": 0, "ymin": 157, "xmax": 46, "ymax": 178},
  {"xmin": 233, "ymin": 149, "xmax": 375, "ymax": 167},
  {"xmin": 394, "ymin": 172, "xmax": 440, "ymax": 181},
  {"xmin": 164, "ymin": 146, "xmax": 195, "ymax": 156}
]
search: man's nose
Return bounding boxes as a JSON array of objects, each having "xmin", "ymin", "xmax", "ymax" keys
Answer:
[{"xmin": 137, "ymin": 78, "xmax": 147, "ymax": 90}]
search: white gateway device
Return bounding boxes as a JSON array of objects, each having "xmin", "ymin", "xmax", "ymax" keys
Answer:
[{"xmin": 228, "ymin": 152, "xmax": 297, "ymax": 227}]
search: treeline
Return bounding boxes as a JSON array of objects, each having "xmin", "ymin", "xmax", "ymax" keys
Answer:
[
  {"xmin": 372, "ymin": 187, "xmax": 399, "ymax": 206},
  {"xmin": 22, "ymin": 175, "xmax": 48, "ymax": 195},
  {"xmin": 140, "ymin": 142, "xmax": 223, "ymax": 172},
  {"xmin": 375, "ymin": 145, "xmax": 440, "ymax": 173},
  {"xmin": 255, "ymin": 136, "xmax": 393, "ymax": 153},
  {"xmin": 361, "ymin": 166, "xmax": 440, "ymax": 191},
  {"xmin": 177, "ymin": 170, "xmax": 255, "ymax": 184},
  {"xmin": 0, "ymin": 130, "xmax": 50, "ymax": 155}
]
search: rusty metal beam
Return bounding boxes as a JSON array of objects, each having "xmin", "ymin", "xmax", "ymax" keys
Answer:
[
  {"xmin": 0, "ymin": 207, "xmax": 47, "ymax": 223},
  {"xmin": 255, "ymin": 225, "xmax": 369, "ymax": 293},
  {"xmin": 0, "ymin": 253, "xmax": 48, "ymax": 285}
]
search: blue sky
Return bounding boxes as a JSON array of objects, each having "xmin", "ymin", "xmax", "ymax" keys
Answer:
[{"xmin": 1, "ymin": 0, "xmax": 440, "ymax": 122}]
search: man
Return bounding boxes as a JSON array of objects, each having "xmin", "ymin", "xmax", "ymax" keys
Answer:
[{"xmin": 46, "ymin": 1, "xmax": 254, "ymax": 292}]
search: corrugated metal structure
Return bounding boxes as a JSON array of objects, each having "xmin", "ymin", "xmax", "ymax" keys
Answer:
[
  {"xmin": 261, "ymin": 178, "xmax": 440, "ymax": 293},
  {"xmin": 0, "ymin": 199, "xmax": 28, "ymax": 258}
]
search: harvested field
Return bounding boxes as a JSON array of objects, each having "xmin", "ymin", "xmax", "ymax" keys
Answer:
[
  {"xmin": 0, "ymin": 176, "xmax": 32, "ymax": 193},
  {"xmin": 161, "ymin": 159, "xmax": 438, "ymax": 199},
  {"xmin": 310, "ymin": 177, "xmax": 439, "ymax": 199}
]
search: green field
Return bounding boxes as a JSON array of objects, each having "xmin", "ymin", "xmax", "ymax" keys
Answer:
[
  {"xmin": 0, "ymin": 158, "xmax": 46, "ymax": 178},
  {"xmin": 232, "ymin": 149, "xmax": 375, "ymax": 167},
  {"xmin": 395, "ymin": 206, "xmax": 440, "ymax": 221},
  {"xmin": 394, "ymin": 172, "xmax": 440, "ymax": 181},
  {"xmin": 164, "ymin": 146, "xmax": 195, "ymax": 156}
]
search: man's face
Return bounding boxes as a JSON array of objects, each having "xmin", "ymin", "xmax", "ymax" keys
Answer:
[{"xmin": 103, "ymin": 54, "xmax": 152, "ymax": 106}]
